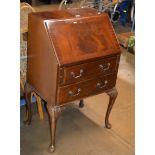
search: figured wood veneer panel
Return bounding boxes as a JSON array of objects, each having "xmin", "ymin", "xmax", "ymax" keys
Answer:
[{"xmin": 45, "ymin": 14, "xmax": 121, "ymax": 65}]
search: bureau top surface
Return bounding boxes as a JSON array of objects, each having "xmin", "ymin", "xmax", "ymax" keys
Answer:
[{"xmin": 30, "ymin": 8, "xmax": 121, "ymax": 65}]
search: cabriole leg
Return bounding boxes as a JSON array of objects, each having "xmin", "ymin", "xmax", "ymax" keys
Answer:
[
  {"xmin": 47, "ymin": 105, "xmax": 65, "ymax": 153},
  {"xmin": 105, "ymin": 87, "xmax": 118, "ymax": 129},
  {"xmin": 79, "ymin": 99, "xmax": 84, "ymax": 108},
  {"xmin": 24, "ymin": 82, "xmax": 33, "ymax": 125}
]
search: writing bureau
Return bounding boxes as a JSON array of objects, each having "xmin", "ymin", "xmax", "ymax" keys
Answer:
[{"xmin": 24, "ymin": 8, "xmax": 121, "ymax": 152}]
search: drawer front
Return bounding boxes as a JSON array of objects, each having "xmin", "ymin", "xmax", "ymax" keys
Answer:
[
  {"xmin": 57, "ymin": 73, "xmax": 117, "ymax": 105},
  {"xmin": 59, "ymin": 56, "xmax": 118, "ymax": 85}
]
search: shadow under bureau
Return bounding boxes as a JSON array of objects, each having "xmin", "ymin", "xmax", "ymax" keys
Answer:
[{"xmin": 24, "ymin": 8, "xmax": 121, "ymax": 152}]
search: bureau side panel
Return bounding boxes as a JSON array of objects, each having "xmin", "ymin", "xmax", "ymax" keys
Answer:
[{"xmin": 27, "ymin": 14, "xmax": 58, "ymax": 105}]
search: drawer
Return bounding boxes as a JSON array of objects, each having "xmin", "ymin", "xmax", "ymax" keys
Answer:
[
  {"xmin": 57, "ymin": 73, "xmax": 117, "ymax": 105},
  {"xmin": 59, "ymin": 56, "xmax": 118, "ymax": 85}
]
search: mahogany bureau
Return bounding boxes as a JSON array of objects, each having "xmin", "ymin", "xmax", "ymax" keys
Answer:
[{"xmin": 24, "ymin": 8, "xmax": 121, "ymax": 152}]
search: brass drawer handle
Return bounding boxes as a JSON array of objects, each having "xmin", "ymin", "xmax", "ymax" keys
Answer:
[
  {"xmin": 68, "ymin": 88, "xmax": 81, "ymax": 97},
  {"xmin": 99, "ymin": 63, "xmax": 110, "ymax": 71},
  {"xmin": 97, "ymin": 80, "xmax": 108, "ymax": 88},
  {"xmin": 70, "ymin": 69, "xmax": 84, "ymax": 79}
]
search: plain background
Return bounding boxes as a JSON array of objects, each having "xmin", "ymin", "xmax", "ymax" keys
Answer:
[{"xmin": 0, "ymin": 0, "xmax": 155, "ymax": 155}]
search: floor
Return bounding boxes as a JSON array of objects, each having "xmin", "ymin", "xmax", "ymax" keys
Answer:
[{"xmin": 20, "ymin": 2, "xmax": 135, "ymax": 155}]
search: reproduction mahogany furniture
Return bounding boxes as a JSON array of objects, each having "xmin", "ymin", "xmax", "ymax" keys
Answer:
[{"xmin": 24, "ymin": 8, "xmax": 121, "ymax": 153}]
